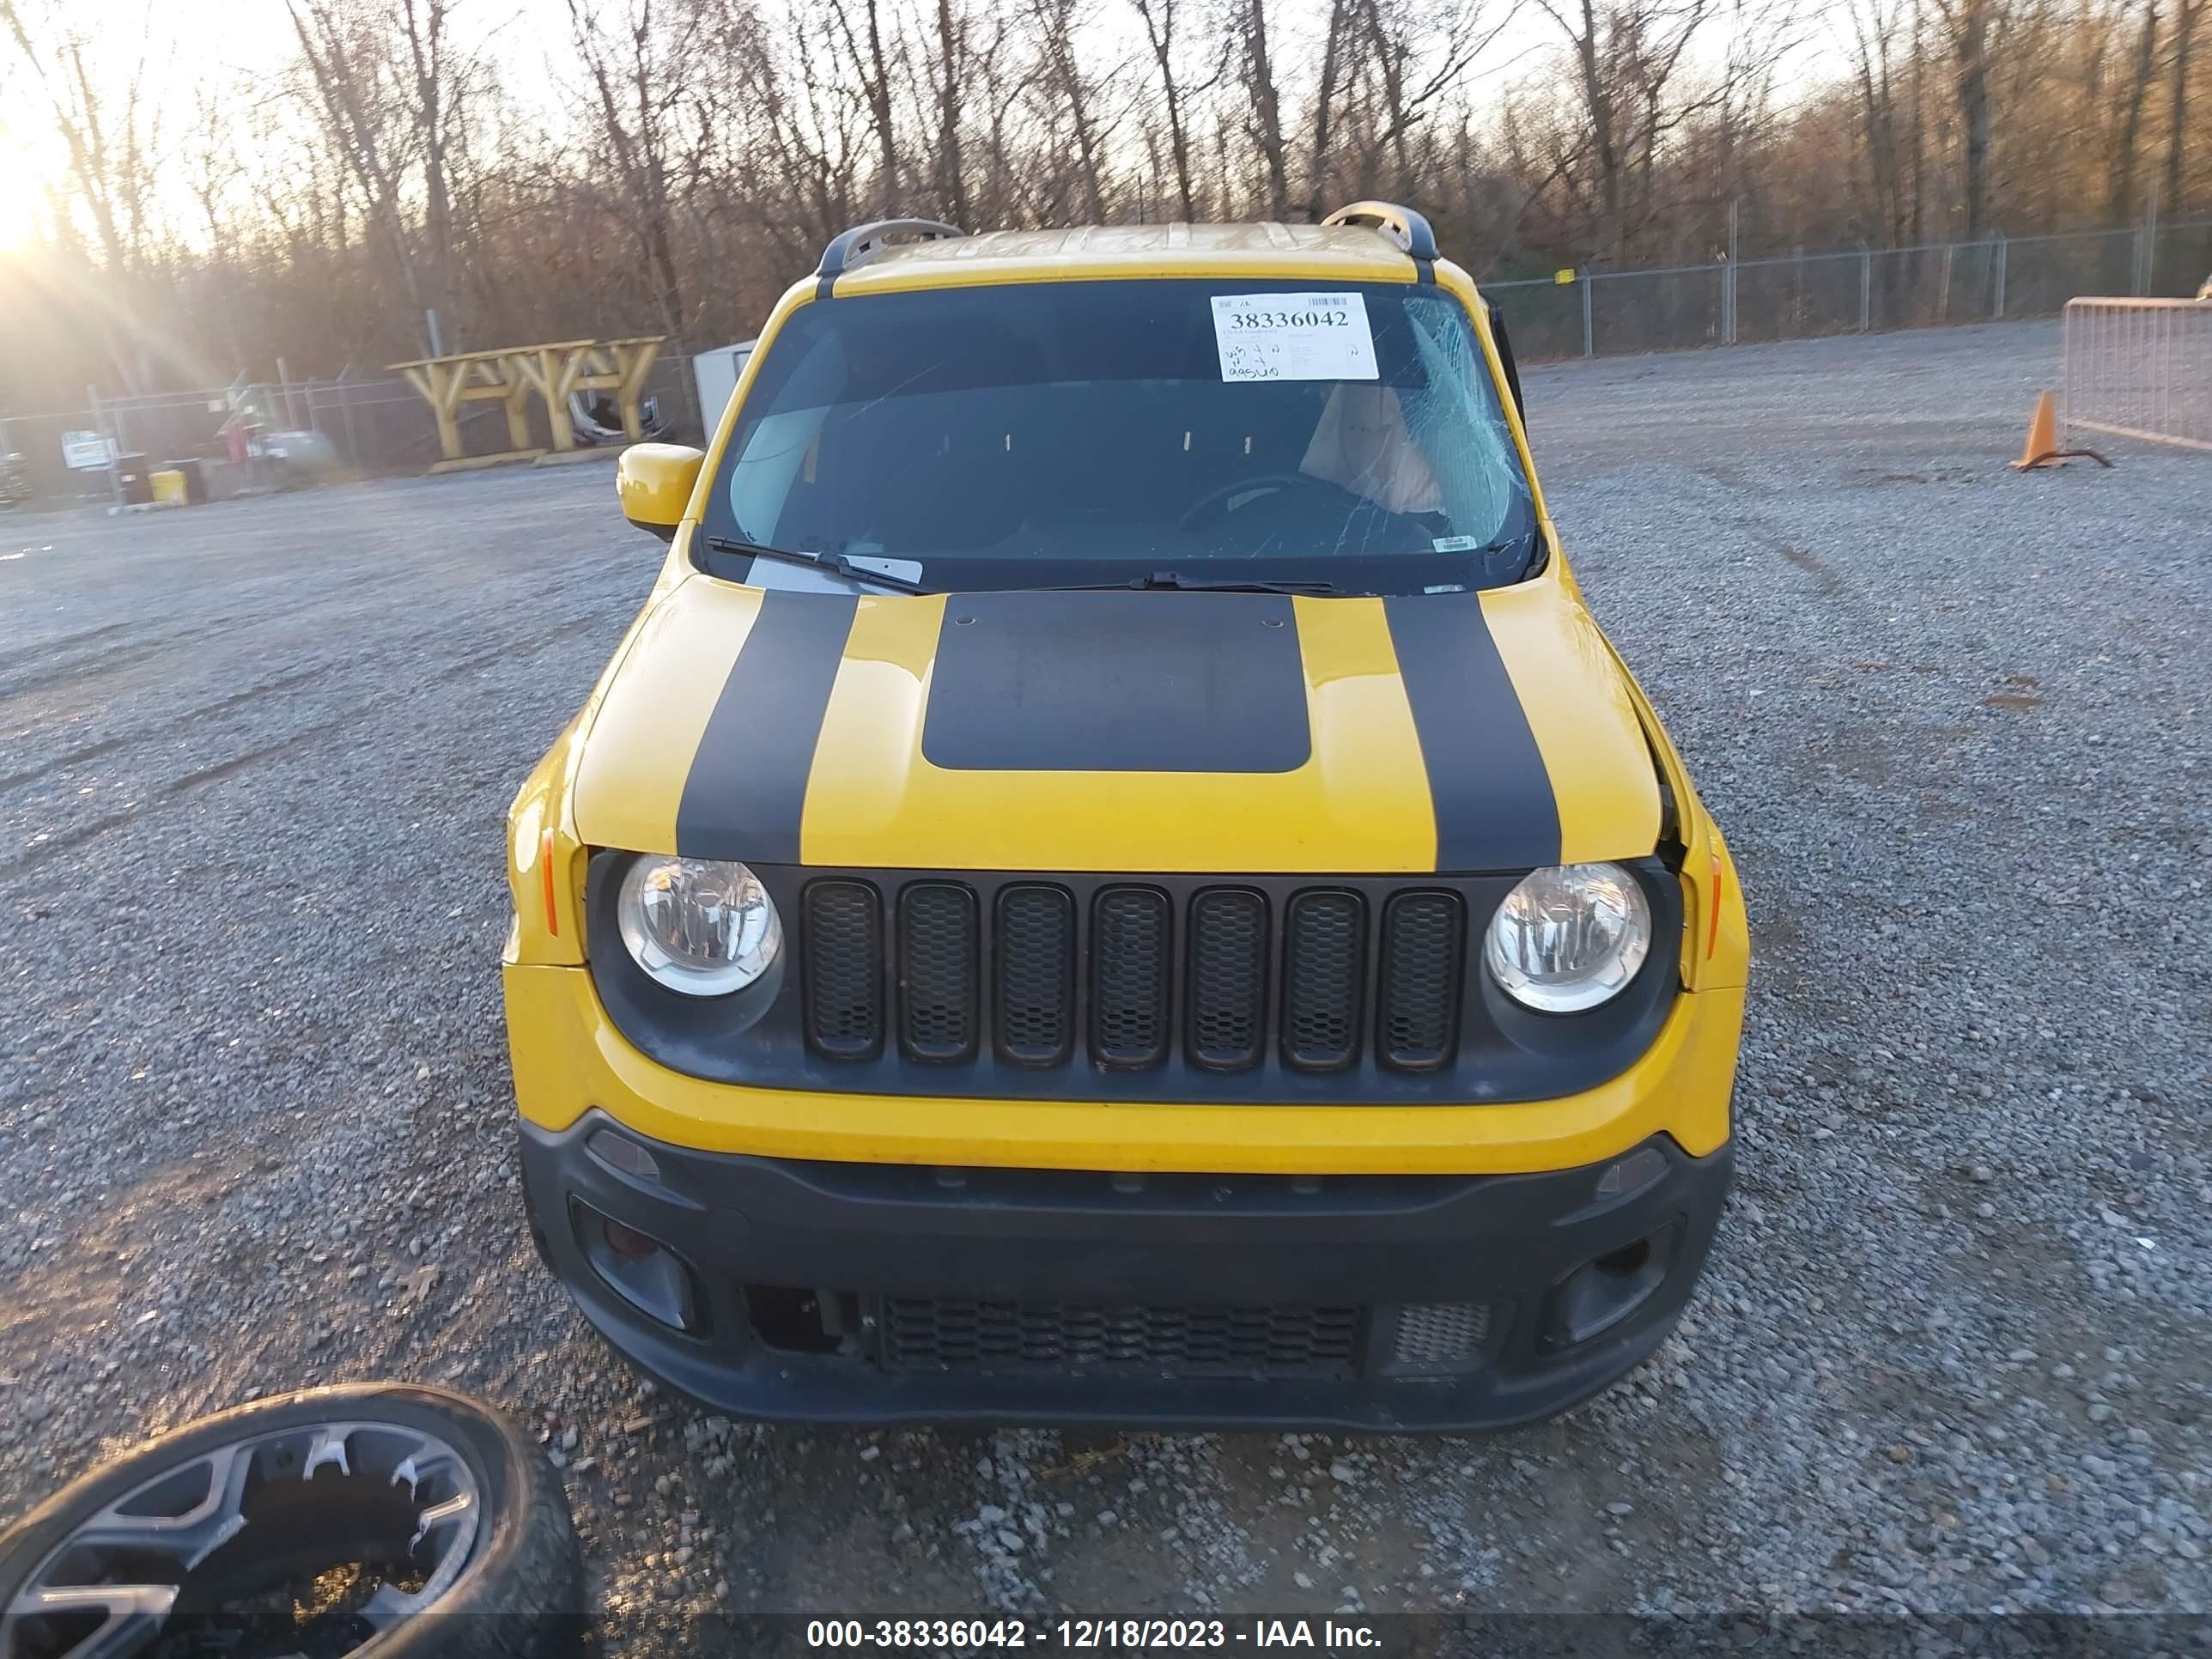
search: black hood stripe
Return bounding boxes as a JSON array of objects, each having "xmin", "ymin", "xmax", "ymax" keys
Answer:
[
  {"xmin": 920, "ymin": 590, "xmax": 1312, "ymax": 773},
  {"xmin": 676, "ymin": 591, "xmax": 859, "ymax": 863},
  {"xmin": 1383, "ymin": 592, "xmax": 1561, "ymax": 872}
]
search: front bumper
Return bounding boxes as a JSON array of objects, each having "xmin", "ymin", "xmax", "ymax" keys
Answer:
[{"xmin": 517, "ymin": 1115, "xmax": 1732, "ymax": 1431}]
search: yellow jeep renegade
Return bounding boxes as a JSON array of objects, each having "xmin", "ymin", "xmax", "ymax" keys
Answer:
[{"xmin": 502, "ymin": 204, "xmax": 1750, "ymax": 1431}]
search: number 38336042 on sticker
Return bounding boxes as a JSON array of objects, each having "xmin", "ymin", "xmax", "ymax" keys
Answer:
[{"xmin": 1210, "ymin": 291, "xmax": 1378, "ymax": 382}]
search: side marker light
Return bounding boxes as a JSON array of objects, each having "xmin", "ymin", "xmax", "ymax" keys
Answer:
[{"xmin": 542, "ymin": 828, "xmax": 560, "ymax": 938}]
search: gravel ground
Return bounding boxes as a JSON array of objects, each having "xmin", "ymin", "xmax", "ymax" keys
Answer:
[{"xmin": 2, "ymin": 319, "xmax": 2208, "ymax": 1640}]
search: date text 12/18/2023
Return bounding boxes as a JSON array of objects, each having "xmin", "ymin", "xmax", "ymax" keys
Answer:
[{"xmin": 805, "ymin": 1618, "xmax": 1386, "ymax": 1650}]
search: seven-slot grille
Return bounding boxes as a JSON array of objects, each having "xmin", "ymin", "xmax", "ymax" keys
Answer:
[
  {"xmin": 798, "ymin": 876, "xmax": 1468, "ymax": 1073},
  {"xmin": 878, "ymin": 1297, "xmax": 1364, "ymax": 1376}
]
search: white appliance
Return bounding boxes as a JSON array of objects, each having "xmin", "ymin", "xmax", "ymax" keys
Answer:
[{"xmin": 690, "ymin": 340, "xmax": 757, "ymax": 439}]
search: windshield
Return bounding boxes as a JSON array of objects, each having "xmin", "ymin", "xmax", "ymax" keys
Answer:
[{"xmin": 702, "ymin": 278, "xmax": 1536, "ymax": 594}]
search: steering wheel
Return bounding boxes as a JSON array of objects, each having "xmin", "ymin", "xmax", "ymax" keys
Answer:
[{"xmin": 1176, "ymin": 471, "xmax": 1350, "ymax": 532}]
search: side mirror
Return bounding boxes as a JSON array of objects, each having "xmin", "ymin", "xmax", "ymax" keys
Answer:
[
  {"xmin": 1485, "ymin": 301, "xmax": 1525, "ymax": 425},
  {"xmin": 617, "ymin": 443, "xmax": 705, "ymax": 542}
]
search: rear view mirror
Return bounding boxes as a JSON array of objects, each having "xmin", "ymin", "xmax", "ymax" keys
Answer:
[{"xmin": 617, "ymin": 443, "xmax": 706, "ymax": 541}]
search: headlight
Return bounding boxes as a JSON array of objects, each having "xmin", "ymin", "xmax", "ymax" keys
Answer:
[
  {"xmin": 616, "ymin": 856, "xmax": 781, "ymax": 996},
  {"xmin": 1483, "ymin": 862, "xmax": 1651, "ymax": 1013}
]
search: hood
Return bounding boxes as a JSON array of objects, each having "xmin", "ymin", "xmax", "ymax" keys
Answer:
[{"xmin": 571, "ymin": 576, "xmax": 1660, "ymax": 873}]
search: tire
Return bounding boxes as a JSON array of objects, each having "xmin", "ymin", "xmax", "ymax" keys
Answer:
[{"xmin": 0, "ymin": 1383, "xmax": 582, "ymax": 1659}]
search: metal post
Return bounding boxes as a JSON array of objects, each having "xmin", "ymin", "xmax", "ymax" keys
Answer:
[
  {"xmin": 1994, "ymin": 235, "xmax": 2007, "ymax": 319},
  {"xmin": 426, "ymin": 308, "xmax": 446, "ymax": 357},
  {"xmin": 2142, "ymin": 184, "xmax": 2160, "ymax": 294},
  {"xmin": 88, "ymin": 384, "xmax": 124, "ymax": 512},
  {"xmin": 1581, "ymin": 275, "xmax": 1595, "ymax": 358},
  {"xmin": 1860, "ymin": 247, "xmax": 1873, "ymax": 331},
  {"xmin": 2059, "ymin": 300, "xmax": 2072, "ymax": 436},
  {"xmin": 276, "ymin": 357, "xmax": 295, "ymax": 428},
  {"xmin": 338, "ymin": 380, "xmax": 361, "ymax": 473},
  {"xmin": 1724, "ymin": 198, "xmax": 1741, "ymax": 346}
]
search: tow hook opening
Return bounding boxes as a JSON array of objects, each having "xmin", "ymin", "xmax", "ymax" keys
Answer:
[
  {"xmin": 744, "ymin": 1285, "xmax": 867, "ymax": 1356},
  {"xmin": 572, "ymin": 1197, "xmax": 702, "ymax": 1334},
  {"xmin": 1543, "ymin": 1220, "xmax": 1683, "ymax": 1352}
]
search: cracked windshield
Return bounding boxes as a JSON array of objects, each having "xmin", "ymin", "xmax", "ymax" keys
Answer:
[{"xmin": 711, "ymin": 279, "xmax": 1535, "ymax": 593}]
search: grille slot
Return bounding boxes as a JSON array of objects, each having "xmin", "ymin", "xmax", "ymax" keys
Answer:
[
  {"xmin": 897, "ymin": 883, "xmax": 979, "ymax": 1061},
  {"xmin": 1091, "ymin": 887, "xmax": 1172, "ymax": 1067},
  {"xmin": 996, "ymin": 884, "xmax": 1075, "ymax": 1065},
  {"xmin": 1377, "ymin": 891, "xmax": 1465, "ymax": 1071},
  {"xmin": 1281, "ymin": 890, "xmax": 1365, "ymax": 1071},
  {"xmin": 1383, "ymin": 1302, "xmax": 1491, "ymax": 1376},
  {"xmin": 802, "ymin": 881, "xmax": 884, "ymax": 1059},
  {"xmin": 878, "ymin": 1297, "xmax": 1364, "ymax": 1376},
  {"xmin": 1188, "ymin": 889, "xmax": 1268, "ymax": 1070}
]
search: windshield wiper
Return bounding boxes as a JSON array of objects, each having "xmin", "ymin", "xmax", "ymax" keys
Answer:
[
  {"xmin": 703, "ymin": 535, "xmax": 927, "ymax": 594},
  {"xmin": 1035, "ymin": 569, "xmax": 1346, "ymax": 595}
]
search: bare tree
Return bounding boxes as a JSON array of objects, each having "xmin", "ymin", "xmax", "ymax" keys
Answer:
[
  {"xmin": 2098, "ymin": 0, "xmax": 2159, "ymax": 216},
  {"xmin": 1304, "ymin": 0, "xmax": 1360, "ymax": 219},
  {"xmin": 1027, "ymin": 0, "xmax": 1114, "ymax": 219},
  {"xmin": 0, "ymin": 0, "xmax": 164, "ymax": 387},
  {"xmin": 1528, "ymin": 0, "xmax": 1719, "ymax": 258},
  {"xmin": 2162, "ymin": 0, "xmax": 2203, "ymax": 210},
  {"xmin": 1231, "ymin": 0, "xmax": 1293, "ymax": 217},
  {"xmin": 1851, "ymin": 0, "xmax": 1925, "ymax": 245},
  {"xmin": 1359, "ymin": 0, "xmax": 1522, "ymax": 196},
  {"xmin": 396, "ymin": 0, "xmax": 465, "ymax": 343},
  {"xmin": 1130, "ymin": 0, "xmax": 1221, "ymax": 219},
  {"xmin": 822, "ymin": 0, "xmax": 903, "ymax": 209},
  {"xmin": 286, "ymin": 0, "xmax": 433, "ymax": 347},
  {"xmin": 1929, "ymin": 0, "xmax": 1996, "ymax": 238},
  {"xmin": 928, "ymin": 0, "xmax": 970, "ymax": 222},
  {"xmin": 566, "ymin": 0, "xmax": 717, "ymax": 337}
]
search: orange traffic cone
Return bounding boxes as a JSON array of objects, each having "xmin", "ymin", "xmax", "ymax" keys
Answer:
[{"xmin": 2010, "ymin": 391, "xmax": 2111, "ymax": 471}]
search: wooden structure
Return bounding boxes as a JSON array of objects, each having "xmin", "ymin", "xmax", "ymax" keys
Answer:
[
  {"xmin": 510, "ymin": 336, "xmax": 667, "ymax": 463},
  {"xmin": 391, "ymin": 344, "xmax": 564, "ymax": 472},
  {"xmin": 391, "ymin": 335, "xmax": 667, "ymax": 472}
]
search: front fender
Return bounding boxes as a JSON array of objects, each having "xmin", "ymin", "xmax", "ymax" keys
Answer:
[
  {"xmin": 1601, "ymin": 646, "xmax": 1749, "ymax": 993},
  {"xmin": 506, "ymin": 721, "xmax": 588, "ymax": 967},
  {"xmin": 506, "ymin": 539, "xmax": 698, "ymax": 967}
]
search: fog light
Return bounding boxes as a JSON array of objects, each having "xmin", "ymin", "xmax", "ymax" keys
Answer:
[
  {"xmin": 602, "ymin": 1218, "xmax": 659, "ymax": 1261},
  {"xmin": 572, "ymin": 1199, "xmax": 699, "ymax": 1332}
]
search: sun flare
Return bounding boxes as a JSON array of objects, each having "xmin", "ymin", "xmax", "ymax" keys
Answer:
[{"xmin": 0, "ymin": 130, "xmax": 52, "ymax": 250}]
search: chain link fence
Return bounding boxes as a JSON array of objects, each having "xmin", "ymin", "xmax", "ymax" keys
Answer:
[
  {"xmin": 1487, "ymin": 219, "xmax": 2211, "ymax": 363},
  {"xmin": 0, "ymin": 355, "xmax": 708, "ymax": 509},
  {"xmin": 3, "ymin": 216, "xmax": 2208, "ymax": 507}
]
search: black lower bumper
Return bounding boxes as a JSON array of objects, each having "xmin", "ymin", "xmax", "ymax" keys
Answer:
[{"xmin": 515, "ymin": 1114, "xmax": 1732, "ymax": 1431}]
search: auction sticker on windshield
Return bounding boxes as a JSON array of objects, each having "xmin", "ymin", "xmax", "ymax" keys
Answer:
[{"xmin": 1211, "ymin": 292, "xmax": 1377, "ymax": 382}]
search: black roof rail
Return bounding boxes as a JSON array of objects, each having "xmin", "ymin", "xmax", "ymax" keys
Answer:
[
  {"xmin": 1321, "ymin": 200, "xmax": 1438, "ymax": 264},
  {"xmin": 816, "ymin": 218, "xmax": 967, "ymax": 281}
]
